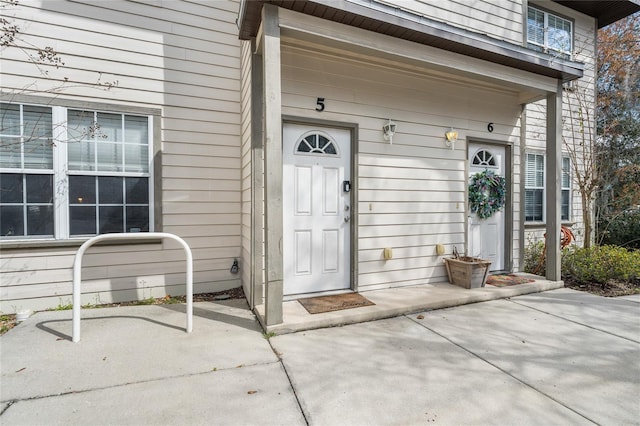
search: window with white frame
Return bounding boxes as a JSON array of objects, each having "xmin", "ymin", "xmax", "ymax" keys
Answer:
[
  {"xmin": 525, "ymin": 153, "xmax": 545, "ymax": 222},
  {"xmin": 0, "ymin": 102, "xmax": 153, "ymax": 240},
  {"xmin": 525, "ymin": 153, "xmax": 571, "ymax": 223},
  {"xmin": 561, "ymin": 157, "xmax": 571, "ymax": 221},
  {"xmin": 527, "ymin": 6, "xmax": 572, "ymax": 59}
]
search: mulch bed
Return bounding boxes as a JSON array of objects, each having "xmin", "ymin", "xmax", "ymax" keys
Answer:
[
  {"xmin": 175, "ymin": 287, "xmax": 246, "ymax": 303},
  {"xmin": 563, "ymin": 277, "xmax": 640, "ymax": 297},
  {"xmin": 1, "ymin": 314, "xmax": 17, "ymax": 336},
  {"xmin": 90, "ymin": 287, "xmax": 246, "ymax": 308}
]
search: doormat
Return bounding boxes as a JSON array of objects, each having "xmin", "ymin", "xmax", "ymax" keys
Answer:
[
  {"xmin": 486, "ymin": 274, "xmax": 535, "ymax": 287},
  {"xmin": 298, "ymin": 293, "xmax": 375, "ymax": 314}
]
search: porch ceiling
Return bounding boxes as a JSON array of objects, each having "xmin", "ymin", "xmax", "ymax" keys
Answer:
[{"xmin": 237, "ymin": 0, "xmax": 587, "ymax": 82}]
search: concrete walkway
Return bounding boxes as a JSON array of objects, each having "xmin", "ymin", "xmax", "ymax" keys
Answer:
[{"xmin": 1, "ymin": 288, "xmax": 638, "ymax": 425}]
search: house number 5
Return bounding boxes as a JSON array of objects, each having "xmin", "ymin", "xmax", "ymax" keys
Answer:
[
  {"xmin": 316, "ymin": 97, "xmax": 325, "ymax": 112},
  {"xmin": 487, "ymin": 122, "xmax": 494, "ymax": 132}
]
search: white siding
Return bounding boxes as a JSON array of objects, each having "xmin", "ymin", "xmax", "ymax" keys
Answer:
[
  {"xmin": 1, "ymin": 0, "xmax": 242, "ymax": 312},
  {"xmin": 523, "ymin": 3, "xmax": 596, "ymax": 248},
  {"xmin": 281, "ymin": 46, "xmax": 522, "ymax": 290},
  {"xmin": 374, "ymin": 0, "xmax": 524, "ymax": 44},
  {"xmin": 240, "ymin": 40, "xmax": 252, "ymax": 299}
]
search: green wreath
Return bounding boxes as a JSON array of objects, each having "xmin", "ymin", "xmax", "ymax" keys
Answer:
[{"xmin": 468, "ymin": 169, "xmax": 506, "ymax": 219}]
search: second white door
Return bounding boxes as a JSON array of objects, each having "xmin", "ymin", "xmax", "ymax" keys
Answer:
[{"xmin": 468, "ymin": 143, "xmax": 506, "ymax": 271}]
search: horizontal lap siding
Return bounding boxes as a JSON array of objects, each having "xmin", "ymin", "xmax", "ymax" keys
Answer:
[
  {"xmin": 523, "ymin": 5, "xmax": 596, "ymax": 249},
  {"xmin": 240, "ymin": 40, "xmax": 253, "ymax": 300},
  {"xmin": 375, "ymin": 0, "xmax": 523, "ymax": 44},
  {"xmin": 0, "ymin": 0, "xmax": 242, "ymax": 312},
  {"xmin": 281, "ymin": 46, "xmax": 521, "ymax": 290}
]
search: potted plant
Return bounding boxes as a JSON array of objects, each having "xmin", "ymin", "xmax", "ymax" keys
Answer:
[{"xmin": 443, "ymin": 251, "xmax": 492, "ymax": 289}]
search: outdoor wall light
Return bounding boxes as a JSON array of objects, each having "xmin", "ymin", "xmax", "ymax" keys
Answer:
[
  {"xmin": 445, "ymin": 128, "xmax": 458, "ymax": 150},
  {"xmin": 382, "ymin": 119, "xmax": 397, "ymax": 144}
]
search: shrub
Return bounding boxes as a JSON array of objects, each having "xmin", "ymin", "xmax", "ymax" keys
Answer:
[
  {"xmin": 562, "ymin": 245, "xmax": 640, "ymax": 284},
  {"xmin": 598, "ymin": 209, "xmax": 640, "ymax": 249},
  {"xmin": 524, "ymin": 241, "xmax": 640, "ymax": 285},
  {"xmin": 523, "ymin": 240, "xmax": 546, "ymax": 276}
]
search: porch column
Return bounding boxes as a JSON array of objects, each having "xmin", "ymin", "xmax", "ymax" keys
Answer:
[
  {"xmin": 250, "ymin": 38, "xmax": 264, "ymax": 310},
  {"xmin": 545, "ymin": 81, "xmax": 562, "ymax": 281},
  {"xmin": 262, "ymin": 4, "xmax": 283, "ymax": 325}
]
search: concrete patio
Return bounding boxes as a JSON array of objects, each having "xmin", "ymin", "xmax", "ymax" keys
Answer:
[{"xmin": 1, "ymin": 287, "xmax": 638, "ymax": 425}]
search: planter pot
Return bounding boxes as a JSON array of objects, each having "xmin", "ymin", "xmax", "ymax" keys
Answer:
[{"xmin": 443, "ymin": 257, "xmax": 492, "ymax": 289}]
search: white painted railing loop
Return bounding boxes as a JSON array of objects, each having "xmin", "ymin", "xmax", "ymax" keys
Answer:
[{"xmin": 72, "ymin": 232, "xmax": 193, "ymax": 343}]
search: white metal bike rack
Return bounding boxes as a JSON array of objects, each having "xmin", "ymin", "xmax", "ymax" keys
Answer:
[{"xmin": 72, "ymin": 232, "xmax": 193, "ymax": 343}]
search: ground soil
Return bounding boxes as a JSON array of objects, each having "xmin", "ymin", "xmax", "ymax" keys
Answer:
[
  {"xmin": 96, "ymin": 286, "xmax": 247, "ymax": 307},
  {"xmin": 1, "ymin": 314, "xmax": 17, "ymax": 336},
  {"xmin": 563, "ymin": 276, "xmax": 640, "ymax": 297}
]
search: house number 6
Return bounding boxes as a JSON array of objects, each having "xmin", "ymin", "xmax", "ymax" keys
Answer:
[
  {"xmin": 487, "ymin": 122, "xmax": 494, "ymax": 132},
  {"xmin": 316, "ymin": 97, "xmax": 325, "ymax": 112}
]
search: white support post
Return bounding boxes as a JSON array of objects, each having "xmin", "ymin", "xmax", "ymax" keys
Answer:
[
  {"xmin": 72, "ymin": 232, "xmax": 193, "ymax": 343},
  {"xmin": 251, "ymin": 37, "xmax": 265, "ymax": 310},
  {"xmin": 262, "ymin": 4, "xmax": 284, "ymax": 326}
]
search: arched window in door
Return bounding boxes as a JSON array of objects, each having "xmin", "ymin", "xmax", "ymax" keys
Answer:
[
  {"xmin": 472, "ymin": 149, "xmax": 497, "ymax": 167},
  {"xmin": 295, "ymin": 132, "xmax": 339, "ymax": 156}
]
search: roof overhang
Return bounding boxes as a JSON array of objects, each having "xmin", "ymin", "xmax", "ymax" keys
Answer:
[
  {"xmin": 238, "ymin": 0, "xmax": 588, "ymax": 82},
  {"xmin": 552, "ymin": 0, "xmax": 640, "ymax": 28}
]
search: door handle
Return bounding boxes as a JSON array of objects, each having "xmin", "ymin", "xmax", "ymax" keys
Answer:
[{"xmin": 344, "ymin": 215, "xmax": 350, "ymax": 223}]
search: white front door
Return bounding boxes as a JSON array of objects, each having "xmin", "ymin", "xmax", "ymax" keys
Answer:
[
  {"xmin": 468, "ymin": 143, "xmax": 506, "ymax": 271},
  {"xmin": 283, "ymin": 124, "xmax": 351, "ymax": 296}
]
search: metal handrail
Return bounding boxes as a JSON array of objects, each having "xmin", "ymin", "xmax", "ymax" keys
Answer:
[{"xmin": 72, "ymin": 232, "xmax": 193, "ymax": 343}]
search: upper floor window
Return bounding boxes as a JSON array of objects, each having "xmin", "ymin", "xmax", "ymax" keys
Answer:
[
  {"xmin": 0, "ymin": 102, "xmax": 154, "ymax": 240},
  {"xmin": 527, "ymin": 6, "xmax": 572, "ymax": 59}
]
